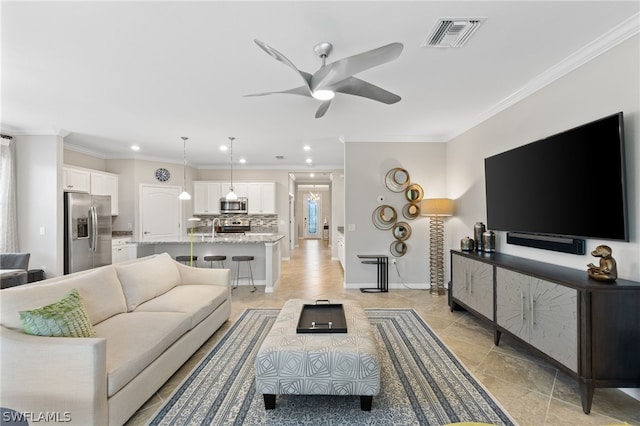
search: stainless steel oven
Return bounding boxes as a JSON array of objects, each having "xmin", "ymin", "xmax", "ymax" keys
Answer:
[{"xmin": 220, "ymin": 197, "xmax": 248, "ymax": 214}]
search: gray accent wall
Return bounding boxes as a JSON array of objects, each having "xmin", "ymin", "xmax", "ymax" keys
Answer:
[
  {"xmin": 344, "ymin": 142, "xmax": 447, "ymax": 288},
  {"xmin": 446, "ymin": 34, "xmax": 639, "ymax": 281}
]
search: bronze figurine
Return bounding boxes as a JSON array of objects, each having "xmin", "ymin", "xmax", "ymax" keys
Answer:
[{"xmin": 587, "ymin": 245, "xmax": 617, "ymax": 282}]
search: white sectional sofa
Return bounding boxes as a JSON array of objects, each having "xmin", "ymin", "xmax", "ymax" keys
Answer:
[{"xmin": 0, "ymin": 252, "xmax": 231, "ymax": 426}]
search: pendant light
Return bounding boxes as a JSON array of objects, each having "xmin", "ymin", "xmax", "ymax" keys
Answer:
[
  {"xmin": 225, "ymin": 137, "xmax": 238, "ymax": 201},
  {"xmin": 178, "ymin": 137, "xmax": 191, "ymax": 201}
]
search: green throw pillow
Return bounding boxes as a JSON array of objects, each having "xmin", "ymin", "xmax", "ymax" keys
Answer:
[{"xmin": 19, "ymin": 288, "xmax": 96, "ymax": 337}]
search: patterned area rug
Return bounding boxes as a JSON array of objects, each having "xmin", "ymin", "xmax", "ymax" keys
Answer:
[{"xmin": 148, "ymin": 308, "xmax": 516, "ymax": 425}]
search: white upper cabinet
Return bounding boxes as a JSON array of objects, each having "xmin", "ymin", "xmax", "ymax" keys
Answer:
[
  {"xmin": 220, "ymin": 182, "xmax": 248, "ymax": 198},
  {"xmin": 193, "ymin": 182, "xmax": 221, "ymax": 215},
  {"xmin": 247, "ymin": 182, "xmax": 276, "ymax": 214},
  {"xmin": 63, "ymin": 167, "xmax": 90, "ymax": 193},
  {"xmin": 63, "ymin": 166, "xmax": 119, "ymax": 215},
  {"xmin": 90, "ymin": 171, "xmax": 119, "ymax": 215},
  {"xmin": 194, "ymin": 181, "xmax": 275, "ymax": 215}
]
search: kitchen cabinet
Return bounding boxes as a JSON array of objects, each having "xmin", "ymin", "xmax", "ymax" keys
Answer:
[
  {"xmin": 219, "ymin": 182, "xmax": 248, "ymax": 198},
  {"xmin": 496, "ymin": 267, "xmax": 577, "ymax": 371},
  {"xmin": 63, "ymin": 167, "xmax": 119, "ymax": 215},
  {"xmin": 193, "ymin": 182, "xmax": 221, "ymax": 214},
  {"xmin": 63, "ymin": 167, "xmax": 90, "ymax": 192},
  {"xmin": 450, "ymin": 249, "xmax": 640, "ymax": 414},
  {"xmin": 91, "ymin": 171, "xmax": 119, "ymax": 215},
  {"xmin": 247, "ymin": 182, "xmax": 276, "ymax": 214},
  {"xmin": 451, "ymin": 253, "xmax": 493, "ymax": 319},
  {"xmin": 112, "ymin": 237, "xmax": 132, "ymax": 264}
]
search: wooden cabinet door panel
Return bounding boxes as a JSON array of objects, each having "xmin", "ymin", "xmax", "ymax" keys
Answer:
[
  {"xmin": 496, "ymin": 268, "xmax": 530, "ymax": 342},
  {"xmin": 530, "ymin": 279, "xmax": 578, "ymax": 372}
]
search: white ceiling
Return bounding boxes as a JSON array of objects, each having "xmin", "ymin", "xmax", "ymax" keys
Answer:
[{"xmin": 2, "ymin": 1, "xmax": 639, "ymax": 179}]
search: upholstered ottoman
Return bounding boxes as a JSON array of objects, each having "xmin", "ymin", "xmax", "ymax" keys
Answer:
[{"xmin": 255, "ymin": 299, "xmax": 380, "ymax": 410}]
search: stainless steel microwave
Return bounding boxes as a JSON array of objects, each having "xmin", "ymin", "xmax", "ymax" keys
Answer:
[{"xmin": 220, "ymin": 197, "xmax": 248, "ymax": 214}]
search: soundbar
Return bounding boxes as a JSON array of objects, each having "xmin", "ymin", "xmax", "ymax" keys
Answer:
[{"xmin": 507, "ymin": 232, "xmax": 586, "ymax": 255}]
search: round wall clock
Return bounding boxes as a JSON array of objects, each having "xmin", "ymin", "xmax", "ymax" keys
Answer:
[{"xmin": 154, "ymin": 168, "xmax": 171, "ymax": 182}]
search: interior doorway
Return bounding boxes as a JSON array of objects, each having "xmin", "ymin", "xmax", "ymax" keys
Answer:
[
  {"xmin": 140, "ymin": 185, "xmax": 181, "ymax": 241},
  {"xmin": 303, "ymin": 194, "xmax": 321, "ymax": 238},
  {"xmin": 297, "ymin": 184, "xmax": 329, "ymax": 240}
]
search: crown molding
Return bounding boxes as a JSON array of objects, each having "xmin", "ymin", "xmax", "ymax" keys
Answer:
[
  {"xmin": 0, "ymin": 126, "xmax": 70, "ymax": 138},
  {"xmin": 447, "ymin": 11, "xmax": 640, "ymax": 142}
]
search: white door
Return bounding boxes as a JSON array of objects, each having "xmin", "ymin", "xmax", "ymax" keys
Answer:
[
  {"xmin": 140, "ymin": 185, "xmax": 181, "ymax": 241},
  {"xmin": 303, "ymin": 195, "xmax": 321, "ymax": 239}
]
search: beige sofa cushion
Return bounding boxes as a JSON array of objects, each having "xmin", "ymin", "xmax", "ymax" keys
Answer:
[
  {"xmin": 93, "ymin": 311, "xmax": 190, "ymax": 397},
  {"xmin": 135, "ymin": 285, "xmax": 228, "ymax": 329},
  {"xmin": 115, "ymin": 253, "xmax": 181, "ymax": 311},
  {"xmin": 0, "ymin": 266, "xmax": 127, "ymax": 330}
]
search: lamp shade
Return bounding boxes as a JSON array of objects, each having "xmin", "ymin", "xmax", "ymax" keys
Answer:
[{"xmin": 421, "ymin": 198, "xmax": 454, "ymax": 216}]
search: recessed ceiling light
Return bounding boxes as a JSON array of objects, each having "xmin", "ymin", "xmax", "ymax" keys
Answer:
[
  {"xmin": 239, "ymin": 158, "xmax": 246, "ymax": 164},
  {"xmin": 131, "ymin": 145, "xmax": 140, "ymax": 151},
  {"xmin": 306, "ymin": 158, "xmax": 312, "ymax": 164},
  {"xmin": 220, "ymin": 145, "xmax": 228, "ymax": 151},
  {"xmin": 310, "ymin": 173, "xmax": 315, "ymax": 178},
  {"xmin": 303, "ymin": 145, "xmax": 311, "ymax": 151}
]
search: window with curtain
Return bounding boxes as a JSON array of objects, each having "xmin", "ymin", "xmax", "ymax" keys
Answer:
[{"xmin": 1, "ymin": 135, "xmax": 19, "ymax": 252}]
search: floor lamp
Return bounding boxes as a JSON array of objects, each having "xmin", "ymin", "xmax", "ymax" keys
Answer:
[{"xmin": 421, "ymin": 198, "xmax": 454, "ymax": 295}]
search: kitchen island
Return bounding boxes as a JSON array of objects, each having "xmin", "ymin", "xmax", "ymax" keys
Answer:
[{"xmin": 136, "ymin": 234, "xmax": 284, "ymax": 293}]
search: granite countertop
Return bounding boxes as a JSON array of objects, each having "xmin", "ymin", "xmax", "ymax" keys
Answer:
[{"xmin": 135, "ymin": 234, "xmax": 285, "ymax": 245}]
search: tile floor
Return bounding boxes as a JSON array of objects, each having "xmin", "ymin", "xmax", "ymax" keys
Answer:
[{"xmin": 126, "ymin": 239, "xmax": 640, "ymax": 425}]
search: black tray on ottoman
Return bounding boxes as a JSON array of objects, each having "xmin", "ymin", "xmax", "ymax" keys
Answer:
[{"xmin": 296, "ymin": 300, "xmax": 347, "ymax": 333}]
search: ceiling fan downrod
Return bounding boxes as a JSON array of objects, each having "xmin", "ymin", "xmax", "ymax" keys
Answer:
[{"xmin": 313, "ymin": 42, "xmax": 333, "ymax": 67}]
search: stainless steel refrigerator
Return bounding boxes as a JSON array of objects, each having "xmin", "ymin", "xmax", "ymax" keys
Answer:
[{"xmin": 64, "ymin": 192, "xmax": 112, "ymax": 274}]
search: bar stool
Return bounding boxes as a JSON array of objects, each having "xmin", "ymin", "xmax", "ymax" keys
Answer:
[
  {"xmin": 231, "ymin": 255, "xmax": 256, "ymax": 292},
  {"xmin": 203, "ymin": 255, "xmax": 226, "ymax": 268},
  {"xmin": 176, "ymin": 255, "xmax": 198, "ymax": 267}
]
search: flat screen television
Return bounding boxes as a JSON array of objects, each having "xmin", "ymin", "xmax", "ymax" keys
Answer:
[{"xmin": 484, "ymin": 112, "xmax": 628, "ymax": 245}]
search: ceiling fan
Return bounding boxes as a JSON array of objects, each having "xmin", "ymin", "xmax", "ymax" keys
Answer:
[{"xmin": 246, "ymin": 39, "xmax": 404, "ymax": 118}]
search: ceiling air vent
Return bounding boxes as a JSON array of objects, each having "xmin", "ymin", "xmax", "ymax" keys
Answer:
[{"xmin": 423, "ymin": 18, "xmax": 486, "ymax": 48}]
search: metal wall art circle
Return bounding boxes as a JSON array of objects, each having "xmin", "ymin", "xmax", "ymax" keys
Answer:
[
  {"xmin": 372, "ymin": 205, "xmax": 397, "ymax": 230},
  {"xmin": 392, "ymin": 222, "xmax": 412, "ymax": 241},
  {"xmin": 390, "ymin": 240, "xmax": 407, "ymax": 257},
  {"xmin": 402, "ymin": 202, "xmax": 421, "ymax": 219},
  {"xmin": 405, "ymin": 183, "xmax": 424, "ymax": 202},
  {"xmin": 384, "ymin": 168, "xmax": 410, "ymax": 192}
]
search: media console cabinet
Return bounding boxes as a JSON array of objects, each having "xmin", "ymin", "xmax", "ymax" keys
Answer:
[{"xmin": 449, "ymin": 250, "xmax": 640, "ymax": 414}]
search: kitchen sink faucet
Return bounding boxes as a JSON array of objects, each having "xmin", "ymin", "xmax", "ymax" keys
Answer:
[{"xmin": 211, "ymin": 218, "xmax": 221, "ymax": 239}]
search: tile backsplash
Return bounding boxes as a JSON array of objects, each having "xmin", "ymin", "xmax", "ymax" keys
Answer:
[{"xmin": 190, "ymin": 214, "xmax": 278, "ymax": 233}]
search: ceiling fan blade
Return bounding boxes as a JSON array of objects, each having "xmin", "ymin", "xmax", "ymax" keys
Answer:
[
  {"xmin": 311, "ymin": 42, "xmax": 403, "ymax": 91},
  {"xmin": 244, "ymin": 86, "xmax": 312, "ymax": 98},
  {"xmin": 254, "ymin": 39, "xmax": 313, "ymax": 93},
  {"xmin": 315, "ymin": 100, "xmax": 332, "ymax": 118},
  {"xmin": 331, "ymin": 77, "xmax": 401, "ymax": 104}
]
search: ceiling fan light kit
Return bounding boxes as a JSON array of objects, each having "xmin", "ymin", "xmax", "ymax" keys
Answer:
[
  {"xmin": 311, "ymin": 89, "xmax": 335, "ymax": 101},
  {"xmin": 246, "ymin": 39, "xmax": 404, "ymax": 118}
]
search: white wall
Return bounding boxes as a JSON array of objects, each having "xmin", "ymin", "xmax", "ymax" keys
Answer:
[
  {"xmin": 64, "ymin": 149, "xmax": 106, "ymax": 171},
  {"xmin": 331, "ymin": 171, "xmax": 345, "ymax": 260},
  {"xmin": 344, "ymin": 142, "xmax": 447, "ymax": 288},
  {"xmin": 447, "ymin": 34, "xmax": 640, "ymax": 281},
  {"xmin": 16, "ymin": 134, "xmax": 64, "ymax": 277}
]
